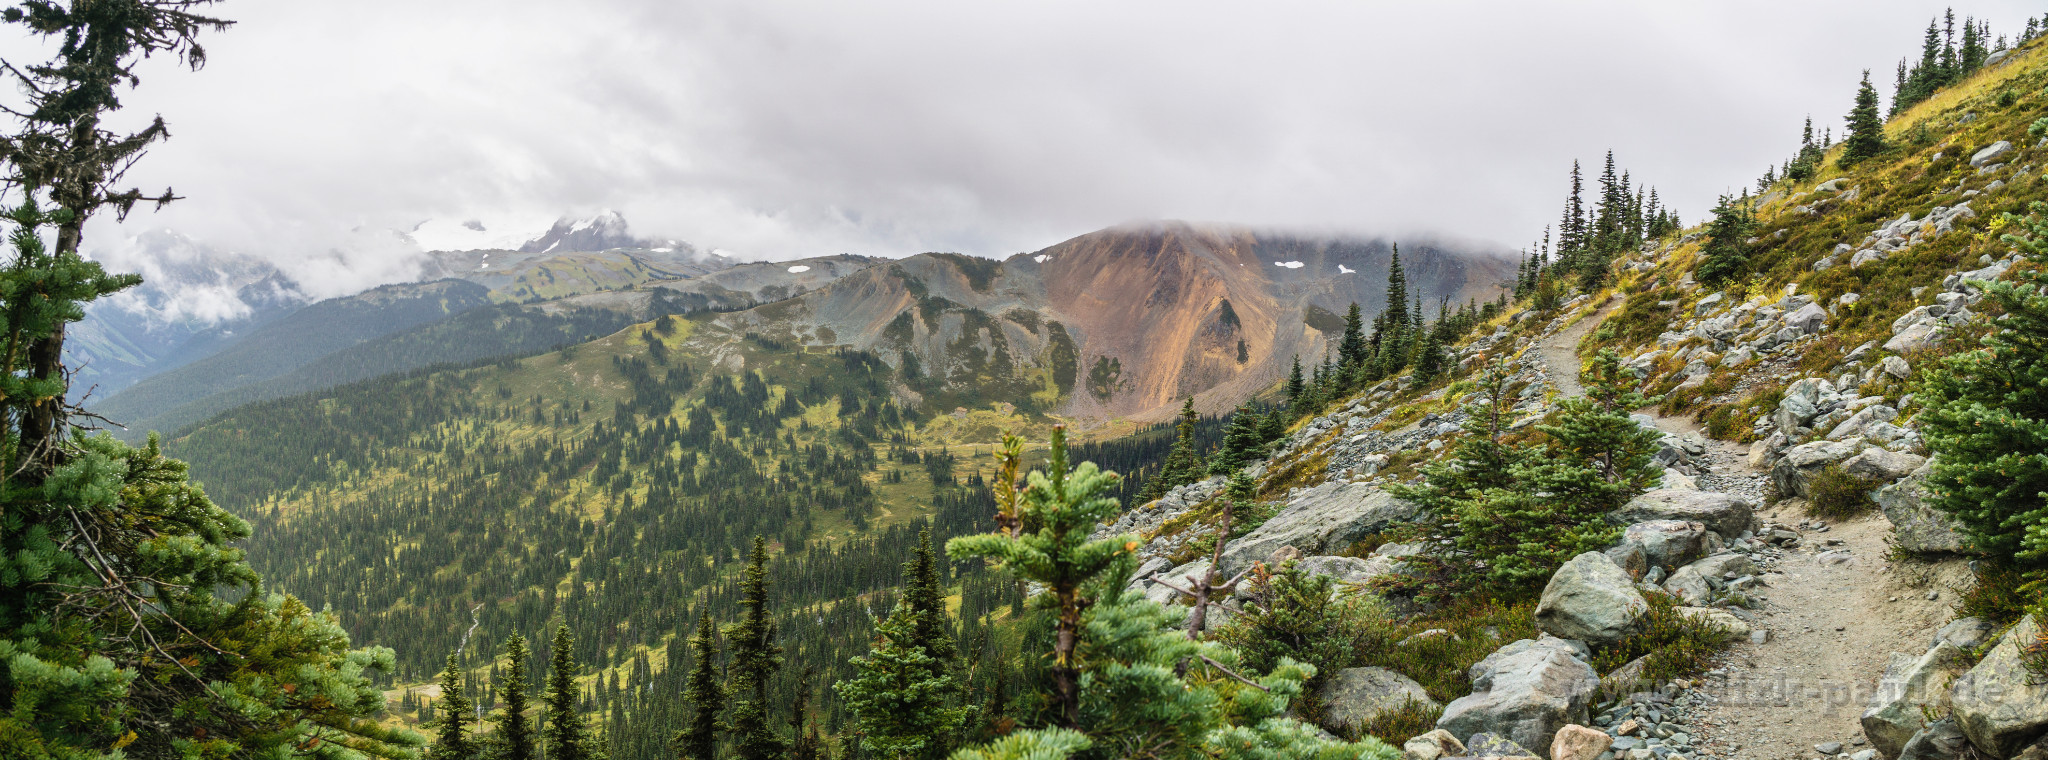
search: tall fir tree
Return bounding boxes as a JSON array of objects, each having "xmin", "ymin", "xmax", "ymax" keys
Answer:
[
  {"xmin": 491, "ymin": 634, "xmax": 537, "ymax": 760},
  {"xmin": 725, "ymin": 537, "xmax": 787, "ymax": 760},
  {"xmin": 0, "ymin": 7, "xmax": 421, "ymax": 758},
  {"xmin": 836, "ymin": 563, "xmax": 969, "ymax": 759},
  {"xmin": 1141, "ymin": 398, "xmax": 1204, "ymax": 501},
  {"xmin": 1842, "ymin": 70, "xmax": 1888, "ymax": 166},
  {"xmin": 787, "ymin": 667, "xmax": 827, "ymax": 760},
  {"xmin": 1284, "ymin": 355, "xmax": 1305, "ymax": 400},
  {"xmin": 1336, "ymin": 302, "xmax": 1368, "ymax": 369},
  {"xmin": 1919, "ymin": 202, "xmax": 2048, "ymax": 566},
  {"xmin": 1695, "ymin": 194, "xmax": 1756, "ymax": 285},
  {"xmin": 431, "ymin": 655, "xmax": 477, "ymax": 760},
  {"xmin": 1208, "ymin": 404, "xmax": 1269, "ymax": 476},
  {"xmin": 674, "ymin": 615, "xmax": 723, "ymax": 760},
  {"xmin": 904, "ymin": 528, "xmax": 956, "ymax": 678},
  {"xmin": 544, "ymin": 625, "xmax": 594, "ymax": 760}
]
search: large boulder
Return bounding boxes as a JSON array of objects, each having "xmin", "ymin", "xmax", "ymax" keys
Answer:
[
  {"xmin": 1612, "ymin": 490, "xmax": 1756, "ymax": 539},
  {"xmin": 1662, "ymin": 553, "xmax": 1758, "ymax": 604},
  {"xmin": 1535, "ymin": 552, "xmax": 1648, "ymax": 646},
  {"xmin": 1216, "ymin": 482, "xmax": 1416, "ymax": 576},
  {"xmin": 1830, "ymin": 405, "xmax": 1902, "ymax": 442},
  {"xmin": 1772, "ymin": 439, "xmax": 1866, "ymax": 499},
  {"xmin": 1863, "ymin": 643, "xmax": 1970, "ymax": 759},
  {"xmin": 1841, "ymin": 448, "xmax": 1926, "ymax": 482},
  {"xmin": 1885, "ymin": 322, "xmax": 1946, "ymax": 354},
  {"xmin": 1873, "ymin": 460, "xmax": 1968, "ymax": 554},
  {"xmin": 1436, "ymin": 635, "xmax": 1599, "ymax": 753},
  {"xmin": 1898, "ymin": 718, "xmax": 1971, "ymax": 760},
  {"xmin": 1622, "ymin": 520, "xmax": 1716, "ymax": 570},
  {"xmin": 1318, "ymin": 666, "xmax": 1438, "ymax": 736},
  {"xmin": 1951, "ymin": 615, "xmax": 2048, "ymax": 757},
  {"xmin": 1676, "ymin": 606, "xmax": 1751, "ymax": 638},
  {"xmin": 1787, "ymin": 302, "xmax": 1829, "ymax": 335}
]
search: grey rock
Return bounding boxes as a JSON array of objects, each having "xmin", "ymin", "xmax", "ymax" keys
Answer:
[
  {"xmin": 1605, "ymin": 542, "xmax": 1650, "ymax": 581},
  {"xmin": 1970, "ymin": 141, "xmax": 2014, "ymax": 168},
  {"xmin": 1817, "ymin": 742, "xmax": 1844, "ymax": 755},
  {"xmin": 1662, "ymin": 554, "xmax": 1758, "ymax": 605},
  {"xmin": 1466, "ymin": 732, "xmax": 1538, "ymax": 758},
  {"xmin": 1840, "ymin": 448, "xmax": 1925, "ymax": 482},
  {"xmin": 1897, "ymin": 718, "xmax": 1970, "ymax": 760},
  {"xmin": 1874, "ymin": 461, "xmax": 1967, "ymax": 554},
  {"xmin": 1298, "ymin": 555, "xmax": 1401, "ymax": 586},
  {"xmin": 1613, "ymin": 490, "xmax": 1757, "ymax": 540},
  {"xmin": 1772, "ymin": 439, "xmax": 1867, "ymax": 499},
  {"xmin": 1537, "ymin": 552, "xmax": 1649, "ymax": 646},
  {"xmin": 1437, "ymin": 636, "xmax": 1600, "ymax": 754},
  {"xmin": 1216, "ymin": 482, "xmax": 1416, "ymax": 576},
  {"xmin": 1787, "ymin": 303, "xmax": 1829, "ymax": 335},
  {"xmin": 1829, "ymin": 406, "xmax": 1900, "ymax": 441},
  {"xmin": 1404, "ymin": 729, "xmax": 1466, "ymax": 760},
  {"xmin": 1885, "ymin": 323, "xmax": 1946, "ymax": 354},
  {"xmin": 1319, "ymin": 666, "xmax": 1439, "ymax": 736},
  {"xmin": 1776, "ymin": 378, "xmax": 1835, "ymax": 431},
  {"xmin": 1623, "ymin": 521, "xmax": 1716, "ymax": 571},
  {"xmin": 1951, "ymin": 614, "xmax": 2048, "ymax": 757},
  {"xmin": 1937, "ymin": 618, "xmax": 1996, "ymax": 650},
  {"xmin": 1861, "ymin": 642, "xmax": 1968, "ymax": 758},
  {"xmin": 1883, "ymin": 355, "xmax": 1911, "ymax": 380}
]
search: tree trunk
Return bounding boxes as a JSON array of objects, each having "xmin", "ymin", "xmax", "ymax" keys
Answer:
[{"xmin": 16, "ymin": 220, "xmax": 82, "ymax": 484}]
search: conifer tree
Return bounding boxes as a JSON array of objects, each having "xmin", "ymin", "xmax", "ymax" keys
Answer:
[
  {"xmin": 1208, "ymin": 404, "xmax": 1268, "ymax": 476},
  {"xmin": 1558, "ymin": 160, "xmax": 1586, "ymax": 263},
  {"xmin": 944, "ymin": 433, "xmax": 1398, "ymax": 760},
  {"xmin": 0, "ymin": 7, "xmax": 421, "ymax": 756},
  {"xmin": 1842, "ymin": 70, "xmax": 1888, "ymax": 165},
  {"xmin": 431, "ymin": 655, "xmax": 477, "ymax": 760},
  {"xmin": 1695, "ymin": 193, "xmax": 1755, "ymax": 286},
  {"xmin": 544, "ymin": 625, "xmax": 594, "ymax": 760},
  {"xmin": 1284, "ymin": 355, "xmax": 1305, "ymax": 400},
  {"xmin": 904, "ymin": 528, "xmax": 956, "ymax": 677},
  {"xmin": 1256, "ymin": 405, "xmax": 1288, "ymax": 446},
  {"xmin": 1919, "ymin": 202, "xmax": 2048, "ymax": 565},
  {"xmin": 725, "ymin": 537, "xmax": 786, "ymax": 760},
  {"xmin": 675, "ymin": 616, "xmax": 723, "ymax": 760},
  {"xmin": 788, "ymin": 667, "xmax": 827, "ymax": 760},
  {"xmin": 1412, "ymin": 327, "xmax": 1446, "ymax": 385},
  {"xmin": 1336, "ymin": 302, "xmax": 1368, "ymax": 369},
  {"xmin": 1141, "ymin": 398, "xmax": 1204, "ymax": 501},
  {"xmin": 492, "ymin": 634, "xmax": 537, "ymax": 760},
  {"xmin": 836, "ymin": 586, "xmax": 968, "ymax": 759}
]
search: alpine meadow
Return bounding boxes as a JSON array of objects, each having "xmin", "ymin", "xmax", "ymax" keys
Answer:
[{"xmin": 10, "ymin": 4, "xmax": 2048, "ymax": 760}]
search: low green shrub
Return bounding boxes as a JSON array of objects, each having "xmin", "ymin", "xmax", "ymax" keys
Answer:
[
  {"xmin": 1350, "ymin": 699, "xmax": 1442, "ymax": 746},
  {"xmin": 1806, "ymin": 464, "xmax": 1880, "ymax": 519},
  {"xmin": 1589, "ymin": 593, "xmax": 1735, "ymax": 684},
  {"xmin": 1214, "ymin": 562, "xmax": 1395, "ymax": 724},
  {"xmin": 1955, "ymin": 562, "xmax": 2034, "ymax": 627},
  {"xmin": 1353, "ymin": 599, "xmax": 1539, "ymax": 702}
]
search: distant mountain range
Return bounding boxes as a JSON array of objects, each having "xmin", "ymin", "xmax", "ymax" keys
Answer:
[{"xmin": 86, "ymin": 215, "xmax": 1513, "ymax": 440}]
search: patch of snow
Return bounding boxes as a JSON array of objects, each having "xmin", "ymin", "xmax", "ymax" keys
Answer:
[
  {"xmin": 712, "ymin": 249, "xmax": 735, "ymax": 258},
  {"xmin": 653, "ymin": 247, "xmax": 674, "ymax": 253},
  {"xmin": 1338, "ymin": 264, "xmax": 1355, "ymax": 274},
  {"xmin": 1275, "ymin": 261, "xmax": 1304, "ymax": 269},
  {"xmin": 787, "ymin": 265, "xmax": 812, "ymax": 273},
  {"xmin": 544, "ymin": 240, "xmax": 561, "ymax": 253},
  {"xmin": 1033, "ymin": 254, "xmax": 1049, "ymax": 263}
]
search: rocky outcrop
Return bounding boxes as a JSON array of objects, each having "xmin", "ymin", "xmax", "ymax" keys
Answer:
[
  {"xmin": 1612, "ymin": 490, "xmax": 1756, "ymax": 540},
  {"xmin": 1662, "ymin": 553, "xmax": 1758, "ymax": 605},
  {"xmin": 1318, "ymin": 666, "xmax": 1438, "ymax": 736},
  {"xmin": 1535, "ymin": 552, "xmax": 1648, "ymax": 646},
  {"xmin": 1873, "ymin": 460, "xmax": 1968, "ymax": 554},
  {"xmin": 1951, "ymin": 615, "xmax": 2048, "ymax": 758},
  {"xmin": 1771, "ymin": 439, "xmax": 1865, "ymax": 499},
  {"xmin": 1898, "ymin": 718, "xmax": 1971, "ymax": 760},
  {"xmin": 1621, "ymin": 520, "xmax": 1716, "ymax": 571},
  {"xmin": 1215, "ymin": 481, "xmax": 1415, "ymax": 575},
  {"xmin": 1437, "ymin": 635, "xmax": 1600, "ymax": 753},
  {"xmin": 1863, "ymin": 642, "xmax": 1969, "ymax": 759}
]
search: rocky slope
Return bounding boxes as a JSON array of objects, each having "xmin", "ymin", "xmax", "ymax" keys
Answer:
[{"xmin": 1096, "ymin": 33, "xmax": 2048, "ymax": 760}]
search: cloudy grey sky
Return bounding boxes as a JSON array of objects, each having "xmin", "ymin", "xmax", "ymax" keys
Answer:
[{"xmin": 58, "ymin": 0, "xmax": 2048, "ymax": 289}]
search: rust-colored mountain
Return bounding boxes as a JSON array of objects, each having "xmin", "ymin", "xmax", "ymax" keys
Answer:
[{"xmin": 709, "ymin": 222, "xmax": 1514, "ymax": 420}]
